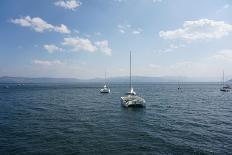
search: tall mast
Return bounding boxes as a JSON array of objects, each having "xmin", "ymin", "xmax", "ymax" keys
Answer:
[
  {"xmin": 130, "ymin": 51, "xmax": 132, "ymax": 90},
  {"xmin": 223, "ymin": 70, "xmax": 224, "ymax": 87},
  {"xmin": 105, "ymin": 71, "xmax": 106, "ymax": 85}
]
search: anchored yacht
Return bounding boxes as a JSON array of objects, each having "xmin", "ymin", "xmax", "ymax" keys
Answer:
[
  {"xmin": 220, "ymin": 71, "xmax": 231, "ymax": 92},
  {"xmin": 177, "ymin": 81, "xmax": 183, "ymax": 91},
  {"xmin": 121, "ymin": 51, "xmax": 145, "ymax": 107},
  {"xmin": 100, "ymin": 71, "xmax": 110, "ymax": 93}
]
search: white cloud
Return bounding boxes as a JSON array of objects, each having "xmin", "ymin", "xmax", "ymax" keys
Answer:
[
  {"xmin": 159, "ymin": 19, "xmax": 232, "ymax": 41},
  {"xmin": 62, "ymin": 37, "xmax": 112, "ymax": 55},
  {"xmin": 119, "ymin": 29, "xmax": 125, "ymax": 34},
  {"xmin": 62, "ymin": 37, "xmax": 97, "ymax": 52},
  {"xmin": 213, "ymin": 49, "xmax": 232, "ymax": 61},
  {"xmin": 44, "ymin": 44, "xmax": 63, "ymax": 53},
  {"xmin": 33, "ymin": 60, "xmax": 64, "ymax": 66},
  {"xmin": 223, "ymin": 4, "xmax": 230, "ymax": 9},
  {"xmin": 53, "ymin": 24, "xmax": 70, "ymax": 34},
  {"xmin": 132, "ymin": 30, "xmax": 140, "ymax": 34},
  {"xmin": 154, "ymin": 43, "xmax": 185, "ymax": 53},
  {"xmin": 11, "ymin": 16, "xmax": 70, "ymax": 34},
  {"xmin": 118, "ymin": 24, "xmax": 143, "ymax": 34},
  {"xmin": 118, "ymin": 24, "xmax": 126, "ymax": 34},
  {"xmin": 132, "ymin": 28, "xmax": 143, "ymax": 34},
  {"xmin": 216, "ymin": 4, "xmax": 230, "ymax": 14},
  {"xmin": 95, "ymin": 40, "xmax": 112, "ymax": 56},
  {"xmin": 54, "ymin": 0, "xmax": 81, "ymax": 10}
]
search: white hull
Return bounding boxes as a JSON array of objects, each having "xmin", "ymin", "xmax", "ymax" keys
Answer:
[
  {"xmin": 100, "ymin": 88, "xmax": 110, "ymax": 93},
  {"xmin": 220, "ymin": 71, "xmax": 231, "ymax": 92},
  {"xmin": 100, "ymin": 84, "xmax": 110, "ymax": 93},
  {"xmin": 120, "ymin": 51, "xmax": 145, "ymax": 108},
  {"xmin": 121, "ymin": 95, "xmax": 145, "ymax": 107}
]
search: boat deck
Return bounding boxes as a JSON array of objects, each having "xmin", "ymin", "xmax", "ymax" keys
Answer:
[{"xmin": 121, "ymin": 95, "xmax": 145, "ymax": 107}]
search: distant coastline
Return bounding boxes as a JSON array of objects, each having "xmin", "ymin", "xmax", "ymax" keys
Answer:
[{"xmin": 0, "ymin": 76, "xmax": 227, "ymax": 83}]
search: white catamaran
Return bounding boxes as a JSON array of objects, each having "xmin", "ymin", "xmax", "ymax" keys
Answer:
[
  {"xmin": 121, "ymin": 51, "xmax": 145, "ymax": 107},
  {"xmin": 100, "ymin": 71, "xmax": 110, "ymax": 93},
  {"xmin": 220, "ymin": 71, "xmax": 231, "ymax": 92}
]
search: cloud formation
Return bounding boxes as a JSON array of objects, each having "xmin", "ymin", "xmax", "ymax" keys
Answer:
[
  {"xmin": 216, "ymin": 4, "xmax": 230, "ymax": 14},
  {"xmin": 118, "ymin": 24, "xmax": 142, "ymax": 34},
  {"xmin": 44, "ymin": 44, "xmax": 63, "ymax": 53},
  {"xmin": 54, "ymin": 0, "xmax": 81, "ymax": 10},
  {"xmin": 132, "ymin": 28, "xmax": 143, "ymax": 34},
  {"xmin": 33, "ymin": 60, "xmax": 63, "ymax": 66},
  {"xmin": 154, "ymin": 44, "xmax": 185, "ymax": 54},
  {"xmin": 159, "ymin": 19, "xmax": 232, "ymax": 41},
  {"xmin": 95, "ymin": 40, "xmax": 112, "ymax": 56},
  {"xmin": 117, "ymin": 24, "xmax": 130, "ymax": 34},
  {"xmin": 62, "ymin": 37, "xmax": 112, "ymax": 56},
  {"xmin": 213, "ymin": 49, "xmax": 232, "ymax": 61},
  {"xmin": 62, "ymin": 37, "xmax": 97, "ymax": 52},
  {"xmin": 11, "ymin": 16, "xmax": 70, "ymax": 34}
]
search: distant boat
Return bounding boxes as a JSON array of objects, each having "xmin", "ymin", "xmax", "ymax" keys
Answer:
[
  {"xmin": 3, "ymin": 86, "xmax": 9, "ymax": 89},
  {"xmin": 177, "ymin": 81, "xmax": 181, "ymax": 90},
  {"xmin": 121, "ymin": 51, "xmax": 145, "ymax": 107},
  {"xmin": 220, "ymin": 71, "xmax": 231, "ymax": 92},
  {"xmin": 100, "ymin": 71, "xmax": 110, "ymax": 93}
]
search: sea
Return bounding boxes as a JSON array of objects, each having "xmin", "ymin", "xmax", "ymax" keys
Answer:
[{"xmin": 0, "ymin": 83, "xmax": 232, "ymax": 154}]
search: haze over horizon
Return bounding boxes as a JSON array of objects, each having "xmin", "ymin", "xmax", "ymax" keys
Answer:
[{"xmin": 1, "ymin": 0, "xmax": 232, "ymax": 81}]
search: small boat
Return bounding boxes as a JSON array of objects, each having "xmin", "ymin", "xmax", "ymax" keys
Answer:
[
  {"xmin": 100, "ymin": 85, "xmax": 110, "ymax": 93},
  {"xmin": 3, "ymin": 86, "xmax": 9, "ymax": 89},
  {"xmin": 121, "ymin": 51, "xmax": 145, "ymax": 107},
  {"xmin": 100, "ymin": 72, "xmax": 110, "ymax": 93},
  {"xmin": 177, "ymin": 81, "xmax": 181, "ymax": 90},
  {"xmin": 220, "ymin": 71, "xmax": 231, "ymax": 92},
  {"xmin": 220, "ymin": 85, "xmax": 231, "ymax": 92}
]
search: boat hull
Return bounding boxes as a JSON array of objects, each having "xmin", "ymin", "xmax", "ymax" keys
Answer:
[
  {"xmin": 121, "ymin": 95, "xmax": 145, "ymax": 107},
  {"xmin": 100, "ymin": 89, "xmax": 110, "ymax": 93},
  {"xmin": 220, "ymin": 88, "xmax": 230, "ymax": 92}
]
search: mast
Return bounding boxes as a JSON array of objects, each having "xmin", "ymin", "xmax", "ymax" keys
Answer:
[
  {"xmin": 130, "ymin": 51, "xmax": 132, "ymax": 90},
  {"xmin": 223, "ymin": 70, "xmax": 225, "ymax": 87},
  {"xmin": 105, "ymin": 71, "xmax": 106, "ymax": 86}
]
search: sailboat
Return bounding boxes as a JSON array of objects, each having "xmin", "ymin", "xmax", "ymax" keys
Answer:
[
  {"xmin": 177, "ymin": 81, "xmax": 181, "ymax": 90},
  {"xmin": 220, "ymin": 71, "xmax": 231, "ymax": 92},
  {"xmin": 121, "ymin": 51, "xmax": 145, "ymax": 107},
  {"xmin": 100, "ymin": 71, "xmax": 110, "ymax": 93}
]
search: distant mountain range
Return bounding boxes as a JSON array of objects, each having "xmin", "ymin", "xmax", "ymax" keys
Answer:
[
  {"xmin": 0, "ymin": 76, "xmax": 81, "ymax": 83},
  {"xmin": 0, "ymin": 76, "xmax": 224, "ymax": 83}
]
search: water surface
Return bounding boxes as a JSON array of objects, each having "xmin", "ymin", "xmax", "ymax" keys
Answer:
[{"xmin": 0, "ymin": 83, "xmax": 232, "ymax": 154}]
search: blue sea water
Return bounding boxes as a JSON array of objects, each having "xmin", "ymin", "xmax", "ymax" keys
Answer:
[{"xmin": 0, "ymin": 83, "xmax": 232, "ymax": 154}]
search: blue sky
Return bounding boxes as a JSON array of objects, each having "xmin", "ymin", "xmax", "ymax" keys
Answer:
[{"xmin": 0, "ymin": 0, "xmax": 232, "ymax": 80}]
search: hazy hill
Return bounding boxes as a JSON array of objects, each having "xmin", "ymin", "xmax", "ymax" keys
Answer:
[
  {"xmin": 0, "ymin": 76, "xmax": 81, "ymax": 83},
  {"xmin": 0, "ymin": 76, "xmax": 221, "ymax": 83}
]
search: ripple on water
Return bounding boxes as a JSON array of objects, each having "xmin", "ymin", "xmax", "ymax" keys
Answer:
[{"xmin": 0, "ymin": 83, "xmax": 232, "ymax": 154}]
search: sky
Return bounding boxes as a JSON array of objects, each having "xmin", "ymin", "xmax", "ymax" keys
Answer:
[{"xmin": 0, "ymin": 0, "xmax": 232, "ymax": 80}]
